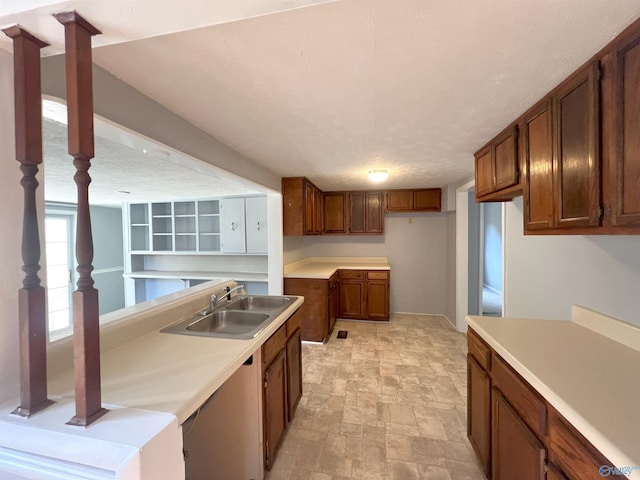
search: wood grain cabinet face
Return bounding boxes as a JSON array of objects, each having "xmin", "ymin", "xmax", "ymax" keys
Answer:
[
  {"xmin": 554, "ymin": 62, "xmax": 601, "ymax": 228},
  {"xmin": 286, "ymin": 328, "xmax": 302, "ymax": 422},
  {"xmin": 323, "ymin": 192, "xmax": 347, "ymax": 234},
  {"xmin": 467, "ymin": 355, "xmax": 491, "ymax": 478},
  {"xmin": 609, "ymin": 29, "xmax": 640, "ymax": 227},
  {"xmin": 475, "ymin": 147, "xmax": 494, "ymax": 198},
  {"xmin": 386, "ymin": 189, "xmax": 442, "ymax": 212},
  {"xmin": 263, "ymin": 350, "xmax": 287, "ymax": 470},
  {"xmin": 283, "ymin": 177, "xmax": 322, "ymax": 236},
  {"xmin": 523, "ymin": 100, "xmax": 555, "ymax": 231},
  {"xmin": 475, "ymin": 125, "xmax": 520, "ymax": 202},
  {"xmin": 338, "ymin": 279, "xmax": 365, "ymax": 319},
  {"xmin": 522, "ymin": 62, "xmax": 601, "ymax": 233},
  {"xmin": 492, "ymin": 389, "xmax": 546, "ymax": 480},
  {"xmin": 348, "ymin": 192, "xmax": 384, "ymax": 234}
]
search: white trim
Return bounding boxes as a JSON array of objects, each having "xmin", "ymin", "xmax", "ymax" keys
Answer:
[{"xmin": 455, "ymin": 179, "xmax": 475, "ymax": 332}]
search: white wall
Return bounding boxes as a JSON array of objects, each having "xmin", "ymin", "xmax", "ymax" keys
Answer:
[
  {"xmin": 0, "ymin": 50, "xmax": 20, "ymax": 404},
  {"xmin": 505, "ymin": 197, "xmax": 640, "ymax": 326},
  {"xmin": 285, "ymin": 213, "xmax": 449, "ymax": 315},
  {"xmin": 467, "ymin": 192, "xmax": 481, "ymax": 315}
]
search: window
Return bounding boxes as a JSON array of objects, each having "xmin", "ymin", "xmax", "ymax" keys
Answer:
[{"xmin": 44, "ymin": 211, "xmax": 76, "ymax": 341}]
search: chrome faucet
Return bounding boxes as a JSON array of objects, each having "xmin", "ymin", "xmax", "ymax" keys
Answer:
[{"xmin": 199, "ymin": 284, "xmax": 246, "ymax": 315}]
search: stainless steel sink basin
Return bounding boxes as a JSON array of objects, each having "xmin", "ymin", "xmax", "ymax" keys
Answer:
[
  {"xmin": 187, "ymin": 310, "xmax": 270, "ymax": 335},
  {"xmin": 225, "ymin": 295, "xmax": 292, "ymax": 311},
  {"xmin": 160, "ymin": 294, "xmax": 297, "ymax": 339}
]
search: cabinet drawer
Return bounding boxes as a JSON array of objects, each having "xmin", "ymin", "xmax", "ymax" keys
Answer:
[
  {"xmin": 286, "ymin": 311, "xmax": 301, "ymax": 338},
  {"xmin": 367, "ymin": 271, "xmax": 389, "ymax": 280},
  {"xmin": 339, "ymin": 270, "xmax": 365, "ymax": 279},
  {"xmin": 262, "ymin": 324, "xmax": 287, "ymax": 367},
  {"xmin": 492, "ymin": 354, "xmax": 547, "ymax": 439},
  {"xmin": 549, "ymin": 408, "xmax": 623, "ymax": 480},
  {"xmin": 467, "ymin": 328, "xmax": 492, "ymax": 372}
]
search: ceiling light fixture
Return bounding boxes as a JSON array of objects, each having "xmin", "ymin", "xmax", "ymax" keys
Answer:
[{"xmin": 368, "ymin": 169, "xmax": 388, "ymax": 182}]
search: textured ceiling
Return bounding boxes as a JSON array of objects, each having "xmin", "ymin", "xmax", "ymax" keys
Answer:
[
  {"xmin": 18, "ymin": 1, "xmax": 640, "ymax": 201},
  {"xmin": 86, "ymin": 0, "xmax": 640, "ymax": 192},
  {"xmin": 43, "ymin": 118, "xmax": 261, "ymax": 207}
]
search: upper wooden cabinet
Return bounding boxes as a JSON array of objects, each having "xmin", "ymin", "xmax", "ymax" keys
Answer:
[
  {"xmin": 323, "ymin": 192, "xmax": 347, "ymax": 234},
  {"xmin": 282, "ymin": 177, "xmax": 322, "ymax": 236},
  {"xmin": 323, "ymin": 191, "xmax": 384, "ymax": 235},
  {"xmin": 475, "ymin": 125, "xmax": 520, "ymax": 202},
  {"xmin": 523, "ymin": 62, "xmax": 601, "ymax": 234},
  {"xmin": 385, "ymin": 188, "xmax": 441, "ymax": 212},
  {"xmin": 284, "ymin": 178, "xmax": 441, "ymax": 236},
  {"xmin": 349, "ymin": 191, "xmax": 384, "ymax": 234},
  {"xmin": 605, "ymin": 24, "xmax": 640, "ymax": 228}
]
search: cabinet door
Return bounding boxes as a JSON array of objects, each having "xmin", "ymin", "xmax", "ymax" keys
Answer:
[
  {"xmin": 523, "ymin": 100, "xmax": 555, "ymax": 231},
  {"xmin": 475, "ymin": 147, "xmax": 493, "ymax": 198},
  {"xmin": 338, "ymin": 280, "xmax": 365, "ymax": 318},
  {"xmin": 467, "ymin": 355, "xmax": 491, "ymax": 478},
  {"xmin": 286, "ymin": 328, "xmax": 302, "ymax": 422},
  {"xmin": 264, "ymin": 350, "xmax": 287, "ymax": 470},
  {"xmin": 349, "ymin": 192, "xmax": 366, "ymax": 233},
  {"xmin": 324, "ymin": 192, "xmax": 347, "ymax": 234},
  {"xmin": 610, "ymin": 31, "xmax": 640, "ymax": 227},
  {"xmin": 554, "ymin": 62, "xmax": 601, "ymax": 228},
  {"xmin": 365, "ymin": 192, "xmax": 384, "ymax": 233},
  {"xmin": 386, "ymin": 190, "xmax": 413, "ymax": 211},
  {"xmin": 493, "ymin": 125, "xmax": 519, "ymax": 191},
  {"xmin": 304, "ymin": 182, "xmax": 315, "ymax": 235},
  {"xmin": 245, "ymin": 196, "xmax": 268, "ymax": 253},
  {"xmin": 313, "ymin": 185, "xmax": 323, "ymax": 234},
  {"xmin": 221, "ymin": 198, "xmax": 246, "ymax": 253},
  {"xmin": 413, "ymin": 189, "xmax": 441, "ymax": 211},
  {"xmin": 492, "ymin": 389, "xmax": 546, "ymax": 480}
]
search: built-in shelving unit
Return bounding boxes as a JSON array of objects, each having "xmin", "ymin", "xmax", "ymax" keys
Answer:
[{"xmin": 123, "ymin": 196, "xmax": 269, "ymax": 306}]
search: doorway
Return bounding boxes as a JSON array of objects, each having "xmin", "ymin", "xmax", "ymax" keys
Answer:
[{"xmin": 480, "ymin": 202, "xmax": 503, "ymax": 316}]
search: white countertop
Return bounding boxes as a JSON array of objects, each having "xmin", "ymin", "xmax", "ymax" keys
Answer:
[
  {"xmin": 284, "ymin": 256, "xmax": 390, "ymax": 279},
  {"xmin": 467, "ymin": 307, "xmax": 640, "ymax": 470},
  {"xmin": 47, "ymin": 285, "xmax": 303, "ymax": 424}
]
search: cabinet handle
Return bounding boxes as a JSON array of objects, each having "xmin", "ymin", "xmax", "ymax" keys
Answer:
[
  {"xmin": 256, "ymin": 221, "xmax": 261, "ymax": 231},
  {"xmin": 231, "ymin": 221, "xmax": 236, "ymax": 231}
]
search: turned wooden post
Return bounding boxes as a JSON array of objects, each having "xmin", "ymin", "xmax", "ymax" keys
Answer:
[
  {"xmin": 53, "ymin": 11, "xmax": 107, "ymax": 426},
  {"xmin": 2, "ymin": 26, "xmax": 53, "ymax": 417}
]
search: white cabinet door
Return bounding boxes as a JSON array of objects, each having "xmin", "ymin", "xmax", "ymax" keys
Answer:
[
  {"xmin": 245, "ymin": 196, "xmax": 268, "ymax": 254},
  {"xmin": 220, "ymin": 198, "xmax": 246, "ymax": 253}
]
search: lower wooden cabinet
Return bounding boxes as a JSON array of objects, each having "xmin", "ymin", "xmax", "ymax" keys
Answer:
[
  {"xmin": 284, "ymin": 277, "xmax": 331, "ymax": 342},
  {"xmin": 467, "ymin": 354, "xmax": 491, "ymax": 478},
  {"xmin": 263, "ymin": 350, "xmax": 287, "ymax": 470},
  {"xmin": 286, "ymin": 328, "xmax": 302, "ymax": 422},
  {"xmin": 338, "ymin": 269, "xmax": 390, "ymax": 321},
  {"xmin": 467, "ymin": 327, "xmax": 626, "ymax": 480},
  {"xmin": 492, "ymin": 389, "xmax": 546, "ymax": 480},
  {"xmin": 262, "ymin": 313, "xmax": 303, "ymax": 470}
]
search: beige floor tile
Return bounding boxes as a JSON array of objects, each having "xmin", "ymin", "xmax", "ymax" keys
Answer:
[{"xmin": 277, "ymin": 315, "xmax": 484, "ymax": 480}]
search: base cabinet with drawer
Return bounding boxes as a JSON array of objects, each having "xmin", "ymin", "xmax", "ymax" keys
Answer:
[
  {"xmin": 338, "ymin": 270, "xmax": 390, "ymax": 321},
  {"xmin": 467, "ymin": 328, "xmax": 627, "ymax": 480},
  {"xmin": 262, "ymin": 311, "xmax": 302, "ymax": 471}
]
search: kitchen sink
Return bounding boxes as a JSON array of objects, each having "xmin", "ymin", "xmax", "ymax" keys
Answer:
[
  {"xmin": 225, "ymin": 295, "xmax": 292, "ymax": 311},
  {"xmin": 160, "ymin": 294, "xmax": 297, "ymax": 339},
  {"xmin": 186, "ymin": 310, "xmax": 270, "ymax": 336}
]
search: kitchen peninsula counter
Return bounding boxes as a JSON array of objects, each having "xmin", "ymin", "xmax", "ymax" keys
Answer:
[
  {"xmin": 467, "ymin": 306, "xmax": 640, "ymax": 474},
  {"xmin": 46, "ymin": 280, "xmax": 303, "ymax": 423}
]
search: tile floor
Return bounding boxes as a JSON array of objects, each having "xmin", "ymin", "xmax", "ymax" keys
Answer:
[{"xmin": 267, "ymin": 313, "xmax": 486, "ymax": 480}]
